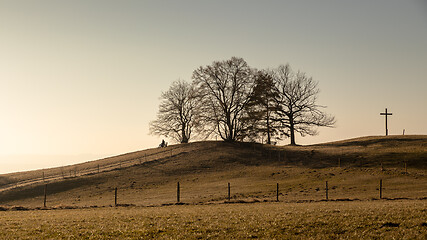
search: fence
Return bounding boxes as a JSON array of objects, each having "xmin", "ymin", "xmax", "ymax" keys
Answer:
[
  {"xmin": 0, "ymin": 146, "xmax": 183, "ymax": 193},
  {"xmin": 1, "ymin": 143, "xmax": 423, "ymax": 208},
  {"xmin": 33, "ymin": 178, "xmax": 424, "ymax": 209}
]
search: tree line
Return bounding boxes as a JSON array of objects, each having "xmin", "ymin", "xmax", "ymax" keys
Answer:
[{"xmin": 150, "ymin": 57, "xmax": 335, "ymax": 145}]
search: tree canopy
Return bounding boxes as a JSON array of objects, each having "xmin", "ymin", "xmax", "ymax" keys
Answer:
[
  {"xmin": 150, "ymin": 57, "xmax": 335, "ymax": 145},
  {"xmin": 149, "ymin": 80, "xmax": 206, "ymax": 143},
  {"xmin": 192, "ymin": 57, "xmax": 255, "ymax": 142},
  {"xmin": 271, "ymin": 64, "xmax": 336, "ymax": 145}
]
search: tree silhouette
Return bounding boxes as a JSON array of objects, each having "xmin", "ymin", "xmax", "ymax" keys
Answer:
[
  {"xmin": 192, "ymin": 57, "xmax": 255, "ymax": 142},
  {"xmin": 151, "ymin": 59, "xmax": 335, "ymax": 145},
  {"xmin": 149, "ymin": 80, "xmax": 205, "ymax": 143},
  {"xmin": 271, "ymin": 64, "xmax": 335, "ymax": 145},
  {"xmin": 244, "ymin": 70, "xmax": 280, "ymax": 144}
]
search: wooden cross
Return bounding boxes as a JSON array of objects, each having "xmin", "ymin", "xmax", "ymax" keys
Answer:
[{"xmin": 380, "ymin": 108, "xmax": 392, "ymax": 136}]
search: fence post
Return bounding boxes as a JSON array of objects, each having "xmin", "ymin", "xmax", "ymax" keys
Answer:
[
  {"xmin": 43, "ymin": 184, "xmax": 47, "ymax": 208},
  {"xmin": 114, "ymin": 187, "xmax": 118, "ymax": 206},
  {"xmin": 228, "ymin": 182, "xmax": 231, "ymax": 201},
  {"xmin": 379, "ymin": 179, "xmax": 382, "ymax": 199},
  {"xmin": 404, "ymin": 162, "xmax": 407, "ymax": 174},
  {"xmin": 276, "ymin": 183, "xmax": 279, "ymax": 202},
  {"xmin": 325, "ymin": 181, "xmax": 329, "ymax": 201},
  {"xmin": 177, "ymin": 182, "xmax": 180, "ymax": 203}
]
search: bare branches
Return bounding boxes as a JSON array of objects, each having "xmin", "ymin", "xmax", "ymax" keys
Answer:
[
  {"xmin": 149, "ymin": 58, "xmax": 335, "ymax": 146},
  {"xmin": 192, "ymin": 57, "xmax": 255, "ymax": 142},
  {"xmin": 149, "ymin": 80, "xmax": 207, "ymax": 143},
  {"xmin": 271, "ymin": 64, "xmax": 335, "ymax": 145}
]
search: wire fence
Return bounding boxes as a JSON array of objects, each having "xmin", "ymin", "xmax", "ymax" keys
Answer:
[
  {"xmin": 0, "ymin": 145, "xmax": 184, "ymax": 193},
  {"xmin": 26, "ymin": 177, "xmax": 427, "ymax": 210},
  {"xmin": 1, "ymin": 142, "xmax": 425, "ymax": 209}
]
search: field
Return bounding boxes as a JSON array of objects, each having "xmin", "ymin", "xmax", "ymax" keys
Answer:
[
  {"xmin": 0, "ymin": 135, "xmax": 426, "ymax": 238},
  {"xmin": 0, "ymin": 200, "xmax": 426, "ymax": 239}
]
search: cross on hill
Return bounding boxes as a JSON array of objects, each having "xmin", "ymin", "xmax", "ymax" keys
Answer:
[{"xmin": 380, "ymin": 108, "xmax": 392, "ymax": 136}]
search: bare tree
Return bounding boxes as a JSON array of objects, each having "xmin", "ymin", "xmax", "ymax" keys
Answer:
[
  {"xmin": 149, "ymin": 80, "xmax": 205, "ymax": 143},
  {"xmin": 192, "ymin": 57, "xmax": 255, "ymax": 142},
  {"xmin": 271, "ymin": 64, "xmax": 335, "ymax": 145}
]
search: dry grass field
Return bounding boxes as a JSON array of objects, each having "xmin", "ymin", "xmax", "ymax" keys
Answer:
[
  {"xmin": 0, "ymin": 135, "xmax": 426, "ymax": 238},
  {"xmin": 0, "ymin": 200, "xmax": 426, "ymax": 239}
]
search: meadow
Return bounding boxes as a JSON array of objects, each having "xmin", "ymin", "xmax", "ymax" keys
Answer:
[
  {"xmin": 0, "ymin": 200, "xmax": 426, "ymax": 239},
  {"xmin": 0, "ymin": 135, "xmax": 426, "ymax": 238}
]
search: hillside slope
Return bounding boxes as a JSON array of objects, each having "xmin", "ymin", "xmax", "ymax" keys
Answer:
[{"xmin": 0, "ymin": 135, "xmax": 426, "ymax": 208}]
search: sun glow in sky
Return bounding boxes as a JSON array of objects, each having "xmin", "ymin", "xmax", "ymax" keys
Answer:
[{"xmin": 1, "ymin": 0, "xmax": 426, "ymax": 173}]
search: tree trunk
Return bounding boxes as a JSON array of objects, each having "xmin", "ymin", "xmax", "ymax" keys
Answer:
[
  {"xmin": 226, "ymin": 111, "xmax": 234, "ymax": 142},
  {"xmin": 181, "ymin": 124, "xmax": 189, "ymax": 143},
  {"xmin": 289, "ymin": 118, "xmax": 296, "ymax": 145},
  {"xmin": 266, "ymin": 102, "xmax": 271, "ymax": 144}
]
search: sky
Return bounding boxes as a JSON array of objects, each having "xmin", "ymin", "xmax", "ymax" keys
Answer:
[{"xmin": 1, "ymin": 0, "xmax": 426, "ymax": 174}]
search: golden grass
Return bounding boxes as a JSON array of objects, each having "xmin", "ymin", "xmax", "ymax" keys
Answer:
[
  {"xmin": 0, "ymin": 136, "xmax": 426, "ymax": 208},
  {"xmin": 0, "ymin": 144, "xmax": 187, "ymax": 185},
  {"xmin": 0, "ymin": 200, "xmax": 425, "ymax": 239},
  {"xmin": 0, "ymin": 136, "xmax": 426, "ymax": 239}
]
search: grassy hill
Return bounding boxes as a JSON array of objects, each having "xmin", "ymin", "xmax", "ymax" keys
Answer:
[{"xmin": 0, "ymin": 135, "xmax": 426, "ymax": 208}]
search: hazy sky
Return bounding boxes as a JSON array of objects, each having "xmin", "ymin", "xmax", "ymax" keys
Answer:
[{"xmin": 1, "ymin": 0, "xmax": 426, "ymax": 173}]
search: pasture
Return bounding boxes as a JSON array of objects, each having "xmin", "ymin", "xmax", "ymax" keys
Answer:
[
  {"xmin": 0, "ymin": 200, "xmax": 426, "ymax": 239},
  {"xmin": 0, "ymin": 135, "xmax": 426, "ymax": 238}
]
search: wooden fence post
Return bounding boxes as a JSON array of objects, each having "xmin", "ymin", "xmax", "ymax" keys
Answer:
[
  {"xmin": 228, "ymin": 183, "xmax": 231, "ymax": 201},
  {"xmin": 379, "ymin": 179, "xmax": 382, "ymax": 199},
  {"xmin": 404, "ymin": 162, "xmax": 407, "ymax": 174},
  {"xmin": 114, "ymin": 187, "xmax": 118, "ymax": 206},
  {"xmin": 43, "ymin": 184, "xmax": 47, "ymax": 208},
  {"xmin": 177, "ymin": 182, "xmax": 180, "ymax": 203},
  {"xmin": 325, "ymin": 181, "xmax": 329, "ymax": 201},
  {"xmin": 276, "ymin": 183, "xmax": 279, "ymax": 202}
]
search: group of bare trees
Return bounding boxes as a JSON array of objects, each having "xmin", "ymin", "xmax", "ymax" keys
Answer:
[{"xmin": 150, "ymin": 57, "xmax": 335, "ymax": 145}]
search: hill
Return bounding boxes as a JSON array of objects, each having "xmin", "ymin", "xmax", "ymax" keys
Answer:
[{"xmin": 0, "ymin": 135, "xmax": 426, "ymax": 208}]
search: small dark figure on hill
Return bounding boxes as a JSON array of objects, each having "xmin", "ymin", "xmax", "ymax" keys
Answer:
[{"xmin": 159, "ymin": 139, "xmax": 168, "ymax": 148}]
